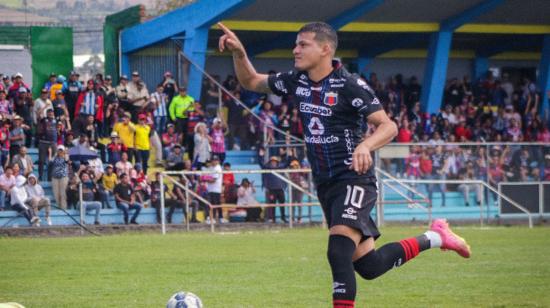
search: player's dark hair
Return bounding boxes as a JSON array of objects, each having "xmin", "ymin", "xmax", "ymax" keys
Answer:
[{"xmin": 298, "ymin": 22, "xmax": 338, "ymax": 52}]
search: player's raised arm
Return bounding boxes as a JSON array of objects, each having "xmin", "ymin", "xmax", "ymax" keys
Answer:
[{"xmin": 218, "ymin": 22, "xmax": 271, "ymax": 94}]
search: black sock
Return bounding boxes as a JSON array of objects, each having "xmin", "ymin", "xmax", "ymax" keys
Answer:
[
  {"xmin": 327, "ymin": 235, "xmax": 356, "ymax": 308},
  {"xmin": 353, "ymin": 237, "xmax": 423, "ymax": 280}
]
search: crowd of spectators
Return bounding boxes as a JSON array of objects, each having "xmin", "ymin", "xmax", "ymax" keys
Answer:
[{"xmin": 0, "ymin": 66, "xmax": 548, "ymax": 226}]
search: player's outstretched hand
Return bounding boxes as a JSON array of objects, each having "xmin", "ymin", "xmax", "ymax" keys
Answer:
[
  {"xmin": 218, "ymin": 23, "xmax": 245, "ymax": 57},
  {"xmin": 350, "ymin": 143, "xmax": 372, "ymax": 175}
]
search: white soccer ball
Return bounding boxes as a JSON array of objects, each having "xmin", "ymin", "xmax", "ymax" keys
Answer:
[{"xmin": 166, "ymin": 291, "xmax": 203, "ymax": 308}]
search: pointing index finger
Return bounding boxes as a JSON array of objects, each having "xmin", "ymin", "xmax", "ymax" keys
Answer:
[{"xmin": 217, "ymin": 22, "xmax": 231, "ymax": 35}]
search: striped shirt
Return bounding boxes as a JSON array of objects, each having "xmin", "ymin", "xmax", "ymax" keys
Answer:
[
  {"xmin": 81, "ymin": 91, "xmax": 96, "ymax": 116},
  {"xmin": 50, "ymin": 156, "xmax": 68, "ymax": 179},
  {"xmin": 151, "ymin": 92, "xmax": 168, "ymax": 117}
]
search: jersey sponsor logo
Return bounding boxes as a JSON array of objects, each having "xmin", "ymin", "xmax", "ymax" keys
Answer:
[
  {"xmin": 357, "ymin": 78, "xmax": 375, "ymax": 94},
  {"xmin": 299, "ymin": 74, "xmax": 307, "ymax": 80},
  {"xmin": 352, "ymin": 98, "xmax": 364, "ymax": 107},
  {"xmin": 298, "ymin": 79, "xmax": 309, "ymax": 85},
  {"xmin": 299, "ymin": 102, "xmax": 332, "ymax": 116},
  {"xmin": 274, "ymin": 80, "xmax": 287, "ymax": 94},
  {"xmin": 323, "ymin": 92, "xmax": 338, "ymax": 106},
  {"xmin": 311, "ymin": 86, "xmax": 322, "ymax": 91},
  {"xmin": 333, "ymin": 282, "xmax": 346, "ymax": 294},
  {"xmin": 330, "ymin": 83, "xmax": 344, "ymax": 88},
  {"xmin": 342, "ymin": 207, "xmax": 358, "ymax": 220},
  {"xmin": 329, "ymin": 78, "xmax": 346, "ymax": 83},
  {"xmin": 372, "ymin": 97, "xmax": 380, "ymax": 105},
  {"xmin": 295, "ymin": 86, "xmax": 311, "ymax": 97},
  {"xmin": 307, "ymin": 117, "xmax": 324, "ymax": 135},
  {"xmin": 305, "ymin": 135, "xmax": 339, "ymax": 144}
]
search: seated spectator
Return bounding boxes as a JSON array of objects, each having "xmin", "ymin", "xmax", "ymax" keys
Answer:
[
  {"xmin": 165, "ymin": 144, "xmax": 185, "ymax": 171},
  {"xmin": 25, "ymin": 174, "xmax": 52, "ymax": 225},
  {"xmin": 10, "ymin": 175, "xmax": 40, "ymax": 226},
  {"xmin": 150, "ymin": 172, "xmax": 185, "ymax": 224},
  {"xmin": 115, "ymin": 152, "xmax": 133, "ymax": 177},
  {"xmin": 0, "ymin": 165, "xmax": 16, "ymax": 210},
  {"xmin": 100, "ymin": 165, "xmax": 117, "ymax": 208},
  {"xmin": 12, "ymin": 146, "xmax": 33, "ymax": 177},
  {"xmin": 237, "ymin": 178, "xmax": 260, "ymax": 222},
  {"xmin": 76, "ymin": 172, "xmax": 101, "ymax": 225},
  {"xmin": 114, "ymin": 173, "xmax": 142, "ymax": 224}
]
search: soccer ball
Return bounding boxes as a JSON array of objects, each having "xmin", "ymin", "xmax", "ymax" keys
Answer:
[{"xmin": 166, "ymin": 291, "xmax": 203, "ymax": 308}]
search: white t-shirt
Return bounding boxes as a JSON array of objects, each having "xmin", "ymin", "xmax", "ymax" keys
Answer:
[{"xmin": 205, "ymin": 164, "xmax": 222, "ymax": 193}]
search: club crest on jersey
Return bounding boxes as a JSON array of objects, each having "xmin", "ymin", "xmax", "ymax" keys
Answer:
[{"xmin": 323, "ymin": 92, "xmax": 338, "ymax": 106}]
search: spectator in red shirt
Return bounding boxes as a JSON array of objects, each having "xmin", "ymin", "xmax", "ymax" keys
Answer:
[
  {"xmin": 454, "ymin": 120, "xmax": 472, "ymax": 141},
  {"xmin": 107, "ymin": 131, "xmax": 127, "ymax": 166},
  {"xmin": 396, "ymin": 119, "xmax": 412, "ymax": 142}
]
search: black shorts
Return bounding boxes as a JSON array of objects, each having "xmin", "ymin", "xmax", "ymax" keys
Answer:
[{"xmin": 317, "ymin": 179, "xmax": 380, "ymax": 241}]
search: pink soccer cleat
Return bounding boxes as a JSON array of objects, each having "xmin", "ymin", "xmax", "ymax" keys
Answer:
[{"xmin": 430, "ymin": 219, "xmax": 471, "ymax": 258}]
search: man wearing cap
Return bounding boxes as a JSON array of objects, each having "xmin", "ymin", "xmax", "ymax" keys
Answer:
[
  {"xmin": 113, "ymin": 113, "xmax": 136, "ymax": 162},
  {"xmin": 258, "ymin": 148, "xmax": 291, "ymax": 223},
  {"xmin": 64, "ymin": 71, "xmax": 82, "ymax": 119},
  {"xmin": 107, "ymin": 131, "xmax": 127, "ymax": 165},
  {"xmin": 8, "ymin": 73, "xmax": 29, "ymax": 100},
  {"xmin": 44, "ymin": 73, "xmax": 57, "ymax": 92},
  {"xmin": 127, "ymin": 71, "xmax": 150, "ymax": 121},
  {"xmin": 169, "ymin": 87, "xmax": 194, "ymax": 136},
  {"xmin": 9, "ymin": 115, "xmax": 29, "ymax": 159},
  {"xmin": 151, "ymin": 84, "xmax": 169, "ymax": 135},
  {"xmin": 135, "ymin": 113, "xmax": 152, "ymax": 174},
  {"xmin": 2, "ymin": 75, "xmax": 12, "ymax": 92},
  {"xmin": 34, "ymin": 89, "xmax": 53, "ymax": 125},
  {"xmin": 37, "ymin": 108, "xmax": 58, "ymax": 181},
  {"xmin": 49, "ymin": 144, "xmax": 69, "ymax": 209},
  {"xmin": 116, "ymin": 75, "xmax": 129, "ymax": 109}
]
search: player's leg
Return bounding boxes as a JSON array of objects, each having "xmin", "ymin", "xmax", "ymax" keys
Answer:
[
  {"xmin": 352, "ymin": 219, "xmax": 470, "ymax": 280},
  {"xmin": 328, "ymin": 225, "xmax": 361, "ymax": 308}
]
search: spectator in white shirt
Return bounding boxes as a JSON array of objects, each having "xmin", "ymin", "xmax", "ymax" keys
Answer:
[{"xmin": 11, "ymin": 175, "xmax": 40, "ymax": 226}]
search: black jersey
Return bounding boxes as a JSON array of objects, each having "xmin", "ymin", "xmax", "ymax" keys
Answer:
[{"xmin": 268, "ymin": 61, "xmax": 383, "ymax": 186}]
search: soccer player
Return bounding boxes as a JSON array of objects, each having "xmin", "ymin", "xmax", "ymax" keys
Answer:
[{"xmin": 218, "ymin": 22, "xmax": 471, "ymax": 308}]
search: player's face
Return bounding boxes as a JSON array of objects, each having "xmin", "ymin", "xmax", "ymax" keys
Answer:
[{"xmin": 293, "ymin": 32, "xmax": 324, "ymax": 71}]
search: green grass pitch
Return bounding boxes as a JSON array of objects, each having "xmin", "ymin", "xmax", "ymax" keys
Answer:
[{"xmin": 1, "ymin": 225, "xmax": 549, "ymax": 307}]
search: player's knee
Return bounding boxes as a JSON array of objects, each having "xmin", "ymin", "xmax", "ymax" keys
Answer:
[
  {"xmin": 327, "ymin": 235, "xmax": 355, "ymax": 266},
  {"xmin": 353, "ymin": 251, "xmax": 383, "ymax": 280}
]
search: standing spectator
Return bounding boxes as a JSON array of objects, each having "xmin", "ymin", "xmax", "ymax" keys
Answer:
[
  {"xmin": 37, "ymin": 109, "xmax": 57, "ymax": 180},
  {"xmin": 161, "ymin": 71, "xmax": 179, "ymax": 103},
  {"xmin": 74, "ymin": 80, "xmax": 104, "ymax": 133},
  {"xmin": 9, "ymin": 115, "xmax": 29, "ymax": 159},
  {"xmin": 0, "ymin": 119, "xmax": 10, "ymax": 167},
  {"xmin": 25, "ymin": 174, "xmax": 52, "ymax": 225},
  {"xmin": 193, "ymin": 122, "xmax": 211, "ymax": 169},
  {"xmin": 13, "ymin": 88, "xmax": 33, "ymax": 138},
  {"xmin": 11, "ymin": 146, "xmax": 33, "ymax": 177},
  {"xmin": 106, "ymin": 131, "xmax": 127, "ymax": 165},
  {"xmin": 0, "ymin": 165, "xmax": 16, "ymax": 210},
  {"xmin": 457, "ymin": 162, "xmax": 482, "ymax": 207},
  {"xmin": 52, "ymin": 90, "xmax": 70, "ymax": 123},
  {"xmin": 0, "ymin": 89, "xmax": 11, "ymax": 119},
  {"xmin": 289, "ymin": 159, "xmax": 307, "ymax": 223},
  {"xmin": 115, "ymin": 75, "xmax": 129, "ymax": 110},
  {"xmin": 186, "ymin": 101, "xmax": 205, "ymax": 158},
  {"xmin": 237, "ymin": 178, "xmax": 260, "ymax": 222},
  {"xmin": 64, "ymin": 71, "xmax": 82, "ymax": 120},
  {"xmin": 127, "ymin": 71, "xmax": 150, "ymax": 121},
  {"xmin": 258, "ymin": 148, "xmax": 289, "ymax": 223},
  {"xmin": 202, "ymin": 77, "xmax": 220, "ymax": 119},
  {"xmin": 169, "ymin": 87, "xmax": 194, "ymax": 137},
  {"xmin": 204, "ymin": 156, "xmax": 224, "ymax": 223},
  {"xmin": 150, "ymin": 172, "xmax": 185, "ymax": 224},
  {"xmin": 430, "ymin": 146, "xmax": 447, "ymax": 207},
  {"xmin": 115, "ymin": 152, "xmax": 133, "ymax": 177},
  {"xmin": 33, "ymin": 88, "xmax": 53, "ymax": 125},
  {"xmin": 49, "ymin": 75, "xmax": 65, "ymax": 101},
  {"xmin": 49, "ymin": 145, "xmax": 69, "ymax": 209},
  {"xmin": 113, "ymin": 113, "xmax": 136, "ymax": 162},
  {"xmin": 8, "ymin": 73, "xmax": 30, "ymax": 100},
  {"xmin": 135, "ymin": 113, "xmax": 152, "ymax": 174},
  {"xmin": 151, "ymin": 84, "xmax": 169, "ymax": 135},
  {"xmin": 44, "ymin": 73, "xmax": 58, "ymax": 91},
  {"xmin": 210, "ymin": 117, "xmax": 227, "ymax": 163},
  {"xmin": 10, "ymin": 175, "xmax": 39, "ymax": 226},
  {"xmin": 114, "ymin": 173, "xmax": 142, "ymax": 225}
]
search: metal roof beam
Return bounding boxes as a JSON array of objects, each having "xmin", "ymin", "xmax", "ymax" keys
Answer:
[
  {"xmin": 441, "ymin": 0, "xmax": 505, "ymax": 31},
  {"xmin": 121, "ymin": 0, "xmax": 254, "ymax": 53},
  {"xmin": 249, "ymin": 0, "xmax": 384, "ymax": 57}
]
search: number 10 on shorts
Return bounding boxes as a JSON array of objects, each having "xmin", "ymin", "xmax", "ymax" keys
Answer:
[{"xmin": 344, "ymin": 185, "xmax": 365, "ymax": 208}]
